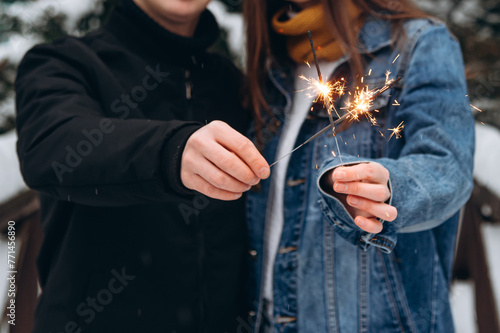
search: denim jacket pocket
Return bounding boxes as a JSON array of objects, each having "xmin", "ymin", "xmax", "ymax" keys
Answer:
[{"xmin": 370, "ymin": 249, "xmax": 418, "ymax": 333}]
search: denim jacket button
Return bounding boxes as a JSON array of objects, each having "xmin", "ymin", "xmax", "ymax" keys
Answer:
[
  {"xmin": 274, "ymin": 119, "xmax": 281, "ymax": 128},
  {"xmin": 249, "ymin": 249, "xmax": 258, "ymax": 259},
  {"xmin": 275, "ymin": 316, "xmax": 296, "ymax": 324},
  {"xmin": 287, "ymin": 178, "xmax": 306, "ymax": 187},
  {"xmin": 249, "ymin": 311, "xmax": 256, "ymax": 317},
  {"xmin": 278, "ymin": 246, "xmax": 297, "ymax": 254}
]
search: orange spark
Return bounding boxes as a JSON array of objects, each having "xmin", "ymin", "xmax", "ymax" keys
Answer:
[
  {"xmin": 298, "ymin": 75, "xmax": 345, "ymax": 114},
  {"xmin": 342, "ymin": 86, "xmax": 376, "ymax": 123},
  {"xmin": 388, "ymin": 121, "xmax": 405, "ymax": 140},
  {"xmin": 385, "ymin": 70, "xmax": 391, "ymax": 84},
  {"xmin": 470, "ymin": 104, "xmax": 482, "ymax": 112}
]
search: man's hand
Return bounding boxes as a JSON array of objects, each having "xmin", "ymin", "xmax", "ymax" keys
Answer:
[
  {"xmin": 181, "ymin": 121, "xmax": 270, "ymax": 201},
  {"xmin": 325, "ymin": 162, "xmax": 397, "ymax": 233}
]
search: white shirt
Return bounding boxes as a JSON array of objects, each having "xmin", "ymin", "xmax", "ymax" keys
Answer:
[{"xmin": 262, "ymin": 60, "xmax": 341, "ymax": 317}]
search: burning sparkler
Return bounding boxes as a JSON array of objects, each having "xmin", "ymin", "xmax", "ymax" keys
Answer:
[
  {"xmin": 270, "ymin": 77, "xmax": 402, "ymax": 167},
  {"xmin": 307, "ymin": 31, "xmax": 345, "ymax": 163},
  {"xmin": 269, "ymin": 32, "xmax": 403, "ymax": 167}
]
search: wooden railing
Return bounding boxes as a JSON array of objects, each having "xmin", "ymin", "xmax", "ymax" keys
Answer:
[
  {"xmin": 0, "ymin": 191, "xmax": 42, "ymax": 333},
  {"xmin": 453, "ymin": 181, "xmax": 500, "ymax": 333}
]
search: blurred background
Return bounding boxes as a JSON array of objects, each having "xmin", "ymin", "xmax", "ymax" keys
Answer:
[{"xmin": 0, "ymin": 0, "xmax": 499, "ymax": 332}]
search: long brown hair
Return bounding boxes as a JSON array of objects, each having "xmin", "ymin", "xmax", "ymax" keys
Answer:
[{"xmin": 244, "ymin": 0, "xmax": 428, "ymax": 131}]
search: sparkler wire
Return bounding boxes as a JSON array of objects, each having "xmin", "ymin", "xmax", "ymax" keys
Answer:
[
  {"xmin": 307, "ymin": 30, "xmax": 344, "ymax": 163},
  {"xmin": 307, "ymin": 31, "xmax": 323, "ymax": 83}
]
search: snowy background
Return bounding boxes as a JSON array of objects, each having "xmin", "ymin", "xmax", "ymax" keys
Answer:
[{"xmin": 0, "ymin": 0, "xmax": 499, "ymax": 331}]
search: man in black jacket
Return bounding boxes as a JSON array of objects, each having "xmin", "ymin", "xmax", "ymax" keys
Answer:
[{"xmin": 15, "ymin": 0, "xmax": 269, "ymax": 332}]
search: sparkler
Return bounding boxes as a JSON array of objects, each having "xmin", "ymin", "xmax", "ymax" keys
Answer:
[
  {"xmin": 307, "ymin": 31, "xmax": 323, "ymax": 83},
  {"xmin": 269, "ymin": 77, "xmax": 402, "ymax": 167},
  {"xmin": 269, "ymin": 31, "xmax": 403, "ymax": 168},
  {"xmin": 307, "ymin": 31, "xmax": 344, "ymax": 163}
]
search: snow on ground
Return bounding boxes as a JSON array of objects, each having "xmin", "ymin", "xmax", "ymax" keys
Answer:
[
  {"xmin": 0, "ymin": 130, "xmax": 27, "ymax": 205},
  {"xmin": 481, "ymin": 223, "xmax": 500, "ymax": 321},
  {"xmin": 451, "ymin": 280, "xmax": 478, "ymax": 333},
  {"xmin": 473, "ymin": 122, "xmax": 500, "ymax": 198}
]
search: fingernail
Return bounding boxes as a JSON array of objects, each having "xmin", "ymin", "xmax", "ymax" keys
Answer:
[
  {"xmin": 334, "ymin": 170, "xmax": 345, "ymax": 180},
  {"xmin": 259, "ymin": 167, "xmax": 269, "ymax": 178},
  {"xmin": 348, "ymin": 196, "xmax": 360, "ymax": 205},
  {"xmin": 245, "ymin": 185, "xmax": 252, "ymax": 191},
  {"xmin": 251, "ymin": 177, "xmax": 260, "ymax": 185},
  {"xmin": 235, "ymin": 193, "xmax": 242, "ymax": 199},
  {"xmin": 335, "ymin": 183, "xmax": 347, "ymax": 192}
]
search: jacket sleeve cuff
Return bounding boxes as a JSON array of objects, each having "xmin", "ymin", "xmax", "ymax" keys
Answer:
[
  {"xmin": 316, "ymin": 156, "xmax": 397, "ymax": 253},
  {"xmin": 161, "ymin": 123, "xmax": 203, "ymax": 196}
]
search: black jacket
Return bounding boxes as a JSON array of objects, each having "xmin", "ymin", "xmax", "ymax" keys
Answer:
[{"xmin": 15, "ymin": 1, "xmax": 249, "ymax": 332}]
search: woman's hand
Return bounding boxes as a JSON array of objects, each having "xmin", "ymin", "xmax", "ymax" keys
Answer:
[
  {"xmin": 181, "ymin": 121, "xmax": 270, "ymax": 201},
  {"xmin": 325, "ymin": 162, "xmax": 397, "ymax": 233}
]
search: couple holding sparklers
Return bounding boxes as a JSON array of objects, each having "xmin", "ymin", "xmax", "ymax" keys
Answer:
[{"xmin": 15, "ymin": 0, "xmax": 474, "ymax": 332}]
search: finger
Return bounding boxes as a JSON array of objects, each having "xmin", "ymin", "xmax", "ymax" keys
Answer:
[
  {"xmin": 346, "ymin": 195, "xmax": 397, "ymax": 222},
  {"xmin": 354, "ymin": 216, "xmax": 383, "ymax": 234},
  {"xmin": 188, "ymin": 174, "xmax": 243, "ymax": 201},
  {"xmin": 212, "ymin": 121, "xmax": 270, "ymax": 179},
  {"xmin": 332, "ymin": 162, "xmax": 389, "ymax": 184},
  {"xmin": 202, "ymin": 145, "xmax": 259, "ymax": 186},
  {"xmin": 333, "ymin": 181, "xmax": 391, "ymax": 202},
  {"xmin": 197, "ymin": 159, "xmax": 252, "ymax": 193}
]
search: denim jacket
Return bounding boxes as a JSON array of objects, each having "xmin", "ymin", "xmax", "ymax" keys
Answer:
[{"xmin": 245, "ymin": 16, "xmax": 474, "ymax": 333}]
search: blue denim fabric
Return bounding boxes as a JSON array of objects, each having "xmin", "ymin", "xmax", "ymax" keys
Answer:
[{"xmin": 246, "ymin": 16, "xmax": 474, "ymax": 333}]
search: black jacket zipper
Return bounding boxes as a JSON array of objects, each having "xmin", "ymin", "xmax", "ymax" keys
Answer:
[{"xmin": 185, "ymin": 70, "xmax": 192, "ymax": 100}]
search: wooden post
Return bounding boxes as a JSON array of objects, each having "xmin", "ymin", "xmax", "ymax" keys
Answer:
[{"xmin": 453, "ymin": 181, "xmax": 500, "ymax": 333}]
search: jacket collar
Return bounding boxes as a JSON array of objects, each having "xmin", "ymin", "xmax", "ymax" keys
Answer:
[
  {"xmin": 357, "ymin": 15, "xmax": 395, "ymax": 54},
  {"xmin": 103, "ymin": 0, "xmax": 219, "ymax": 62},
  {"xmin": 268, "ymin": 15, "xmax": 395, "ymax": 74}
]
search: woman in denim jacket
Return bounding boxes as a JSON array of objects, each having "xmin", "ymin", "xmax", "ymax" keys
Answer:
[{"xmin": 242, "ymin": 0, "xmax": 475, "ymax": 332}]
